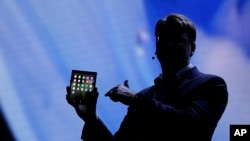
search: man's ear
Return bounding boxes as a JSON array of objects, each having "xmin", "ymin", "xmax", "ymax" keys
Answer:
[
  {"xmin": 155, "ymin": 36, "xmax": 160, "ymax": 55},
  {"xmin": 190, "ymin": 42, "xmax": 196, "ymax": 57}
]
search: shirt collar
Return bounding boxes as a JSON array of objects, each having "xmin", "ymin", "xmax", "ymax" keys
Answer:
[{"xmin": 176, "ymin": 64, "xmax": 194, "ymax": 80}]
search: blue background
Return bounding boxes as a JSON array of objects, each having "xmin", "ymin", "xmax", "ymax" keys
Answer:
[{"xmin": 0, "ymin": 0, "xmax": 250, "ymax": 140}]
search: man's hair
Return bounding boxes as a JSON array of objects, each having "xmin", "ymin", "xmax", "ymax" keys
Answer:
[{"xmin": 155, "ymin": 13, "xmax": 196, "ymax": 43}]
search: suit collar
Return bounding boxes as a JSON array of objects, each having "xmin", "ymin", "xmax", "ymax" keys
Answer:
[{"xmin": 176, "ymin": 64, "xmax": 194, "ymax": 80}]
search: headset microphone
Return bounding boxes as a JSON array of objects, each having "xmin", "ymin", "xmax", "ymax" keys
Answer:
[{"xmin": 152, "ymin": 56, "xmax": 155, "ymax": 60}]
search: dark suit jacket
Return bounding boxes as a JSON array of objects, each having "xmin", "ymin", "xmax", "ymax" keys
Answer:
[{"xmin": 81, "ymin": 67, "xmax": 228, "ymax": 141}]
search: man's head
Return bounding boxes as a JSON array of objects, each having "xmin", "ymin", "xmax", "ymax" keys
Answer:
[{"xmin": 154, "ymin": 13, "xmax": 196, "ymax": 74}]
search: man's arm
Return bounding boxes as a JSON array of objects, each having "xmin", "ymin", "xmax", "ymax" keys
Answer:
[
  {"xmin": 81, "ymin": 118, "xmax": 114, "ymax": 141},
  {"xmin": 133, "ymin": 75, "xmax": 228, "ymax": 125}
]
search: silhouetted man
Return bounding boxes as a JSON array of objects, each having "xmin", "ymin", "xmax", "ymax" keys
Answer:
[{"xmin": 66, "ymin": 13, "xmax": 228, "ymax": 141}]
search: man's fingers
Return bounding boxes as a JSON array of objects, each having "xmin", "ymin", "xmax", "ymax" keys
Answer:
[
  {"xmin": 66, "ymin": 86, "xmax": 70, "ymax": 93},
  {"xmin": 66, "ymin": 93, "xmax": 77, "ymax": 107},
  {"xmin": 124, "ymin": 80, "xmax": 129, "ymax": 88},
  {"xmin": 88, "ymin": 87, "xmax": 99, "ymax": 101},
  {"xmin": 105, "ymin": 85, "xmax": 120, "ymax": 96}
]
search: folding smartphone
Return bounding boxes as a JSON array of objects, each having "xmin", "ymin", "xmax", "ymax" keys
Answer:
[{"xmin": 69, "ymin": 70, "xmax": 97, "ymax": 104}]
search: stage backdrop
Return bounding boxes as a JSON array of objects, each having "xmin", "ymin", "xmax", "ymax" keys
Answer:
[{"xmin": 0, "ymin": 0, "xmax": 249, "ymax": 141}]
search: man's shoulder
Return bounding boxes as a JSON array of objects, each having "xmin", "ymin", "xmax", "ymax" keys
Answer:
[
  {"xmin": 179, "ymin": 67, "xmax": 227, "ymax": 92},
  {"xmin": 197, "ymin": 71, "xmax": 226, "ymax": 84},
  {"xmin": 178, "ymin": 68, "xmax": 228, "ymax": 96},
  {"xmin": 188, "ymin": 67, "xmax": 226, "ymax": 83}
]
